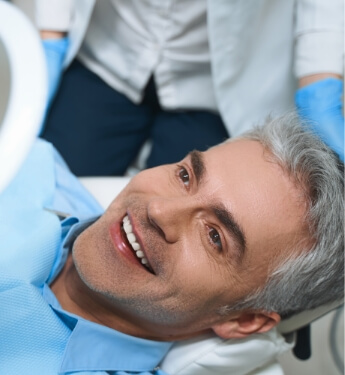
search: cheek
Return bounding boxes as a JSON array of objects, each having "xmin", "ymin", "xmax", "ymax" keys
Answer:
[
  {"xmin": 176, "ymin": 241, "xmax": 255, "ymax": 307},
  {"xmin": 170, "ymin": 242, "xmax": 229, "ymax": 302},
  {"xmin": 72, "ymin": 220, "xmax": 112, "ymax": 279}
]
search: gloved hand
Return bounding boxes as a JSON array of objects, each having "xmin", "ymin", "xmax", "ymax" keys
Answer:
[
  {"xmin": 295, "ymin": 78, "xmax": 344, "ymax": 162},
  {"xmin": 42, "ymin": 37, "xmax": 69, "ymax": 109}
]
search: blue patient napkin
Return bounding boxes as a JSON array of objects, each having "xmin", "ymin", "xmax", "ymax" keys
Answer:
[{"xmin": 0, "ymin": 140, "xmax": 71, "ymax": 374}]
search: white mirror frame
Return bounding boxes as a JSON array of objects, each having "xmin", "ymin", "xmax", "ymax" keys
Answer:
[{"xmin": 0, "ymin": 1, "xmax": 47, "ymax": 193}]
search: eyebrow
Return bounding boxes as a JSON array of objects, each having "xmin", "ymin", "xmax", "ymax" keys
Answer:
[
  {"xmin": 213, "ymin": 205, "xmax": 246, "ymax": 260},
  {"xmin": 189, "ymin": 150, "xmax": 206, "ymax": 185},
  {"xmin": 188, "ymin": 150, "xmax": 246, "ymax": 259}
]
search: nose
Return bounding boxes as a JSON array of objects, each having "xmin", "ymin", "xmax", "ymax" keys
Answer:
[{"xmin": 147, "ymin": 196, "xmax": 193, "ymax": 243}]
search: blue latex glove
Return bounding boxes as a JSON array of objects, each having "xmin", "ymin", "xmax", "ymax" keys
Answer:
[
  {"xmin": 42, "ymin": 37, "xmax": 69, "ymax": 109},
  {"xmin": 295, "ymin": 78, "xmax": 344, "ymax": 161}
]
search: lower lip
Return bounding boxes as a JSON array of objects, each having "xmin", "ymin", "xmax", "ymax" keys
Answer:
[{"xmin": 109, "ymin": 221, "xmax": 144, "ymax": 268}]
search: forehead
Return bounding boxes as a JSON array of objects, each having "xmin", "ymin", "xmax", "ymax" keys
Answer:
[
  {"xmin": 203, "ymin": 140, "xmax": 307, "ymax": 263},
  {"xmin": 203, "ymin": 139, "xmax": 288, "ymax": 194}
]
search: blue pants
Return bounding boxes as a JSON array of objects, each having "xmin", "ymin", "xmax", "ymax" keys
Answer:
[{"xmin": 41, "ymin": 60, "xmax": 229, "ymax": 176}]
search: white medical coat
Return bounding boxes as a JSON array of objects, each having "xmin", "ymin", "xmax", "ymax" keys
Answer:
[{"xmin": 35, "ymin": 0, "xmax": 344, "ymax": 136}]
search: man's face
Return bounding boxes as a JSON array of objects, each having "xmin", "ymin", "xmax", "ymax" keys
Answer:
[{"xmin": 72, "ymin": 140, "xmax": 307, "ymax": 340}]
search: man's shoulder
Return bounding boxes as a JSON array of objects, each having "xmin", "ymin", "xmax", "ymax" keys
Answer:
[{"xmin": 0, "ymin": 139, "xmax": 102, "ymax": 283}]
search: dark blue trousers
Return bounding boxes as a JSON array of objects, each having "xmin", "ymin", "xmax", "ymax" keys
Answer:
[{"xmin": 41, "ymin": 60, "xmax": 229, "ymax": 176}]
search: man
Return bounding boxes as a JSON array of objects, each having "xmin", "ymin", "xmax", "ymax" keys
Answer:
[{"xmin": 0, "ymin": 114, "xmax": 343, "ymax": 374}]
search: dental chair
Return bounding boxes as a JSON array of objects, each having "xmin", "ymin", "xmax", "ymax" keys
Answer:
[{"xmin": 0, "ymin": 2, "xmax": 343, "ymax": 374}]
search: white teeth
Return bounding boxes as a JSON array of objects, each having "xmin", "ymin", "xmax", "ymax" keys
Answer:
[
  {"xmin": 122, "ymin": 215, "xmax": 151, "ymax": 270},
  {"xmin": 127, "ymin": 233, "xmax": 136, "ymax": 243},
  {"xmin": 136, "ymin": 250, "xmax": 144, "ymax": 258},
  {"xmin": 123, "ymin": 222, "xmax": 132, "ymax": 234},
  {"xmin": 131, "ymin": 242, "xmax": 140, "ymax": 251}
]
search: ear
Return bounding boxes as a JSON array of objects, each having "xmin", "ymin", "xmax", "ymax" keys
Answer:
[{"xmin": 211, "ymin": 311, "xmax": 281, "ymax": 339}]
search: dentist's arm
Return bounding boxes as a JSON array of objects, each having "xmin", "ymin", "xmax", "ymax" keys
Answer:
[
  {"xmin": 294, "ymin": 0, "xmax": 343, "ymax": 160},
  {"xmin": 295, "ymin": 73, "xmax": 344, "ymax": 161},
  {"xmin": 40, "ymin": 30, "xmax": 69, "ymax": 109}
]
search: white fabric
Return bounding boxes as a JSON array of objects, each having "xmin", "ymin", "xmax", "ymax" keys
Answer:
[
  {"xmin": 294, "ymin": 0, "xmax": 344, "ymax": 77},
  {"xmin": 35, "ymin": 0, "xmax": 343, "ymax": 137},
  {"xmin": 77, "ymin": 0, "xmax": 217, "ymax": 111},
  {"xmin": 35, "ymin": 0, "xmax": 73, "ymax": 31},
  {"xmin": 159, "ymin": 329, "xmax": 293, "ymax": 375}
]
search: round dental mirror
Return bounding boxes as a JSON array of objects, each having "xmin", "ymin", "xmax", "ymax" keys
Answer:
[
  {"xmin": 0, "ymin": 1, "xmax": 47, "ymax": 193},
  {"xmin": 0, "ymin": 33, "xmax": 10, "ymax": 130}
]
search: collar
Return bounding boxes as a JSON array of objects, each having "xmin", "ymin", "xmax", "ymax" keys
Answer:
[{"xmin": 43, "ymin": 285, "xmax": 173, "ymax": 373}]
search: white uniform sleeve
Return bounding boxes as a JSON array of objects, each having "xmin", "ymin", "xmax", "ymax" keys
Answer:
[
  {"xmin": 35, "ymin": 0, "xmax": 74, "ymax": 31},
  {"xmin": 295, "ymin": 0, "xmax": 344, "ymax": 78}
]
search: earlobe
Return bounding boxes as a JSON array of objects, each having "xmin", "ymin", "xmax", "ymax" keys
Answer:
[{"xmin": 212, "ymin": 311, "xmax": 281, "ymax": 339}]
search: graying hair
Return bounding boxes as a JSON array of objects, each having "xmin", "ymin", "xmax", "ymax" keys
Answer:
[{"xmin": 221, "ymin": 113, "xmax": 344, "ymax": 319}]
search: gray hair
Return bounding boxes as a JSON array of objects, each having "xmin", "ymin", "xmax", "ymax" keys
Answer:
[{"xmin": 221, "ymin": 113, "xmax": 344, "ymax": 319}]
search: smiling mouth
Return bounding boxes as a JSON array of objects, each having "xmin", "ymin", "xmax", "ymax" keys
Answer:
[{"xmin": 122, "ymin": 215, "xmax": 154, "ymax": 274}]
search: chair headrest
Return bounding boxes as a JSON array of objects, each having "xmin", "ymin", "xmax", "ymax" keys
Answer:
[{"xmin": 277, "ymin": 298, "xmax": 344, "ymax": 334}]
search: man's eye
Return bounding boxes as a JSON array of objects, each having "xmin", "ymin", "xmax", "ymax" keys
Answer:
[
  {"xmin": 208, "ymin": 227, "xmax": 222, "ymax": 251},
  {"xmin": 178, "ymin": 166, "xmax": 190, "ymax": 187}
]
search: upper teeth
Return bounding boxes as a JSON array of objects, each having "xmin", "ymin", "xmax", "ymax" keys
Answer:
[{"xmin": 123, "ymin": 215, "xmax": 150, "ymax": 269}]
